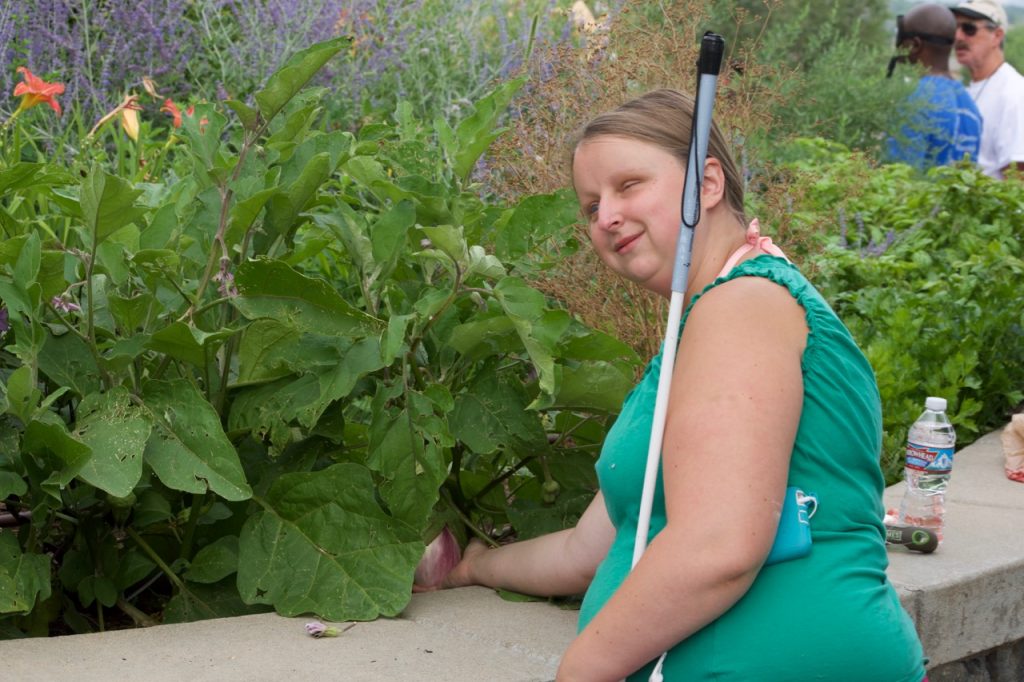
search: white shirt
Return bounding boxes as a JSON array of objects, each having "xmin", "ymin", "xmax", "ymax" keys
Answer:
[{"xmin": 967, "ymin": 62, "xmax": 1024, "ymax": 179}]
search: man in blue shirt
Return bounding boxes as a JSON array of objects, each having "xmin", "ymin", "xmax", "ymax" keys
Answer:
[{"xmin": 886, "ymin": 3, "xmax": 982, "ymax": 169}]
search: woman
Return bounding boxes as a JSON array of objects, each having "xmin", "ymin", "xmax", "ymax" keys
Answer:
[{"xmin": 445, "ymin": 89, "xmax": 926, "ymax": 681}]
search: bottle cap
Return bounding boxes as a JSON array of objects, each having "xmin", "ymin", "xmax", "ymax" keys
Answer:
[{"xmin": 926, "ymin": 396, "xmax": 947, "ymax": 412}]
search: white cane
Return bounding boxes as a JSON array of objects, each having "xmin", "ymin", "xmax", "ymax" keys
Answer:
[{"xmin": 629, "ymin": 32, "xmax": 725, "ymax": 682}]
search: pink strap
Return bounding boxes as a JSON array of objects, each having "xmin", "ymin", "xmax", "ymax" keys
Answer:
[{"xmin": 717, "ymin": 218, "xmax": 789, "ymax": 278}]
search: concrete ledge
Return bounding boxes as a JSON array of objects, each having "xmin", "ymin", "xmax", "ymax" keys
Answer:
[
  {"xmin": 0, "ymin": 587, "xmax": 576, "ymax": 681},
  {"xmin": 883, "ymin": 428, "xmax": 1024, "ymax": 679},
  {"xmin": 0, "ymin": 426, "xmax": 1019, "ymax": 681}
]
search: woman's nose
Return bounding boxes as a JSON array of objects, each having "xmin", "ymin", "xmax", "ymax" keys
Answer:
[{"xmin": 595, "ymin": 199, "xmax": 622, "ymax": 231}]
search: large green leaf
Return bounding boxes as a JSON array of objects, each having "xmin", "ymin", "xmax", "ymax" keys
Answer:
[
  {"xmin": 224, "ymin": 99, "xmax": 259, "ymax": 132},
  {"xmin": 80, "ymin": 168, "xmax": 146, "ymax": 248},
  {"xmin": 225, "ymin": 186, "xmax": 277, "ymax": 248},
  {"xmin": 37, "ymin": 331, "xmax": 102, "ymax": 398},
  {"xmin": 0, "ymin": 234, "xmax": 42, "ymax": 324},
  {"xmin": 370, "ymin": 200, "xmax": 415, "ymax": 278},
  {"xmin": 254, "ymin": 37, "xmax": 350, "ymax": 123},
  {"xmin": 140, "ymin": 380, "xmax": 252, "ymax": 502},
  {"xmin": 0, "ymin": 471, "xmax": 26, "ymax": 499},
  {"xmin": 374, "ymin": 391, "xmax": 449, "ymax": 527},
  {"xmin": 231, "ymin": 259, "xmax": 381, "ymax": 336},
  {"xmin": 448, "ymin": 314, "xmax": 518, "ymax": 359},
  {"xmin": 450, "ymin": 372, "xmax": 548, "ymax": 455},
  {"xmin": 4, "ymin": 365, "xmax": 41, "ymax": 423},
  {"xmin": 0, "ymin": 238, "xmax": 64, "ymax": 302},
  {"xmin": 0, "ymin": 534, "xmax": 51, "ymax": 615},
  {"xmin": 311, "ymin": 207, "xmax": 372, "ymax": 273},
  {"xmin": 495, "ymin": 189, "xmax": 580, "ymax": 260},
  {"xmin": 494, "ymin": 278, "xmax": 569, "ymax": 399},
  {"xmin": 146, "ymin": 322, "xmax": 238, "ymax": 368},
  {"xmin": 74, "ymin": 388, "xmax": 151, "ymax": 498},
  {"xmin": 235, "ymin": 319, "xmax": 304, "ymax": 384},
  {"xmin": 342, "ymin": 156, "xmax": 415, "ymax": 205},
  {"xmin": 22, "ymin": 412, "xmax": 92, "ymax": 498},
  {"xmin": 230, "ymin": 336, "xmax": 384, "ymax": 451},
  {"xmin": 237, "ymin": 463, "xmax": 421, "ymax": 621},
  {"xmin": 185, "ymin": 536, "xmax": 239, "ymax": 584},
  {"xmin": 277, "ymin": 129, "xmax": 353, "ymax": 188},
  {"xmin": 262, "ymin": 152, "xmax": 331, "ymax": 241},
  {"xmin": 163, "ymin": 577, "xmax": 271, "ymax": 624},
  {"xmin": 451, "ymin": 77, "xmax": 525, "ymax": 181},
  {"xmin": 544, "ymin": 361, "xmax": 635, "ymax": 413}
]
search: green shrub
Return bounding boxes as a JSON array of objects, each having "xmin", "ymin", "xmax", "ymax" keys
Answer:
[
  {"xmin": 0, "ymin": 40, "xmax": 636, "ymax": 635},
  {"xmin": 782, "ymin": 140, "xmax": 1024, "ymax": 482}
]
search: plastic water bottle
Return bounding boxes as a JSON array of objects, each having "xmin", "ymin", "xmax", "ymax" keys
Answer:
[{"xmin": 898, "ymin": 397, "xmax": 956, "ymax": 542}]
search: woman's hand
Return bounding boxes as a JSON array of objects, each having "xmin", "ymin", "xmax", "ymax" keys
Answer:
[{"xmin": 441, "ymin": 538, "xmax": 489, "ymax": 588}]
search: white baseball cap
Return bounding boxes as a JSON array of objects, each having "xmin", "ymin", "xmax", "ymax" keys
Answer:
[{"xmin": 952, "ymin": 0, "xmax": 1009, "ymax": 28}]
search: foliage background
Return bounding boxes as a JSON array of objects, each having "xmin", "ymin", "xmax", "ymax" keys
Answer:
[{"xmin": 1, "ymin": 0, "xmax": 1023, "ymax": 637}]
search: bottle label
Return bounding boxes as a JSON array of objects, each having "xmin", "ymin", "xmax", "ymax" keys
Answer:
[{"xmin": 906, "ymin": 442, "xmax": 954, "ymax": 474}]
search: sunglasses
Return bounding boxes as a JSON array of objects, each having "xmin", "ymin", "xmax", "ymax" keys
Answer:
[{"xmin": 957, "ymin": 21, "xmax": 989, "ymax": 37}]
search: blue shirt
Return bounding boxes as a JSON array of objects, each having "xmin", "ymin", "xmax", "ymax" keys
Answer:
[{"xmin": 888, "ymin": 75, "xmax": 982, "ymax": 169}]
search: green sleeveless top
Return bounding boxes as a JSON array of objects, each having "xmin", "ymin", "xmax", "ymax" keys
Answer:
[{"xmin": 578, "ymin": 256, "xmax": 925, "ymax": 681}]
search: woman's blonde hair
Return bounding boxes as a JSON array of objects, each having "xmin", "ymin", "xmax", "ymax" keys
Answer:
[{"xmin": 572, "ymin": 89, "xmax": 746, "ymax": 224}]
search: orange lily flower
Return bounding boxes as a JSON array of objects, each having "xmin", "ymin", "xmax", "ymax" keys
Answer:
[
  {"xmin": 161, "ymin": 99, "xmax": 182, "ymax": 128},
  {"xmin": 13, "ymin": 67, "xmax": 65, "ymax": 116}
]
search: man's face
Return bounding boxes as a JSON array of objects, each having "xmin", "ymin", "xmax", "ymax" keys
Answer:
[{"xmin": 954, "ymin": 17, "xmax": 1004, "ymax": 74}]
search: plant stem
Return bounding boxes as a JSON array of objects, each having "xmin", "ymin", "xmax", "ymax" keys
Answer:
[
  {"xmin": 471, "ymin": 455, "xmax": 537, "ymax": 504},
  {"xmin": 441, "ymin": 489, "xmax": 498, "ymax": 548},
  {"xmin": 186, "ymin": 130, "xmax": 256, "ymax": 319},
  {"xmin": 83, "ymin": 240, "xmax": 113, "ymax": 389},
  {"xmin": 407, "ymin": 257, "xmax": 462, "ymax": 362},
  {"xmin": 126, "ymin": 527, "xmax": 187, "ymax": 593},
  {"xmin": 117, "ymin": 597, "xmax": 159, "ymax": 627},
  {"xmin": 180, "ymin": 493, "xmax": 205, "ymax": 561}
]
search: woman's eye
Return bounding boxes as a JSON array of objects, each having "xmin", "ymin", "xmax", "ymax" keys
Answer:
[{"xmin": 585, "ymin": 202, "xmax": 599, "ymax": 216}]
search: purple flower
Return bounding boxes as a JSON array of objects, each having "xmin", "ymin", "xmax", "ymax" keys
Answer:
[
  {"xmin": 51, "ymin": 295, "xmax": 81, "ymax": 314},
  {"xmin": 212, "ymin": 257, "xmax": 238, "ymax": 298},
  {"xmin": 0, "ymin": 307, "xmax": 8, "ymax": 336}
]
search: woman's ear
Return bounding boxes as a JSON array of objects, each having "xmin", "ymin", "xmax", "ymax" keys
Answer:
[{"xmin": 700, "ymin": 157, "xmax": 727, "ymax": 210}]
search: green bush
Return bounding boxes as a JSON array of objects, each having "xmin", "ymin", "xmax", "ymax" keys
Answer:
[
  {"xmin": 0, "ymin": 40, "xmax": 636, "ymax": 635},
  {"xmin": 782, "ymin": 140, "xmax": 1024, "ymax": 482}
]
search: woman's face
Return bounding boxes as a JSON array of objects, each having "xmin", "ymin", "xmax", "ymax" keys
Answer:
[{"xmin": 573, "ymin": 134, "xmax": 685, "ymax": 298}]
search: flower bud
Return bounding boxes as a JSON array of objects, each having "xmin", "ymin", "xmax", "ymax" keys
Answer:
[
  {"xmin": 305, "ymin": 620, "xmax": 355, "ymax": 638},
  {"xmin": 413, "ymin": 526, "xmax": 461, "ymax": 590},
  {"xmin": 542, "ymin": 479, "xmax": 561, "ymax": 505}
]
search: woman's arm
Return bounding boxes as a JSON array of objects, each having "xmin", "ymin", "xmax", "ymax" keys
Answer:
[
  {"xmin": 445, "ymin": 490, "xmax": 616, "ymax": 597},
  {"xmin": 558, "ymin": 275, "xmax": 808, "ymax": 681}
]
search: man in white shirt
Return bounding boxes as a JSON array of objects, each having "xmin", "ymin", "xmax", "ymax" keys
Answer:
[{"xmin": 952, "ymin": 0, "xmax": 1024, "ymax": 179}]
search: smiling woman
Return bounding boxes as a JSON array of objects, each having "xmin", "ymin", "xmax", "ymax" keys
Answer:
[{"xmin": 442, "ymin": 88, "xmax": 928, "ymax": 682}]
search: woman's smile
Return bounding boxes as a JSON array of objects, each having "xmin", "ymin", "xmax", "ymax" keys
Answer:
[{"xmin": 614, "ymin": 233, "xmax": 642, "ymax": 253}]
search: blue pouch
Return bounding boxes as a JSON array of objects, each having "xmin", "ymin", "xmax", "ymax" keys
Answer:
[{"xmin": 765, "ymin": 486, "xmax": 817, "ymax": 565}]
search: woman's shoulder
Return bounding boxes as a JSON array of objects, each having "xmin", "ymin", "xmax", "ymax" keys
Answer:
[{"xmin": 686, "ymin": 267, "xmax": 809, "ymax": 354}]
